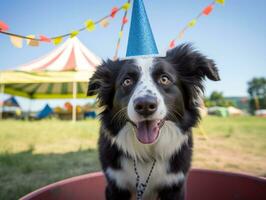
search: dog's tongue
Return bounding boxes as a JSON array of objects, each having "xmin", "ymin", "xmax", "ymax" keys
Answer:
[{"xmin": 136, "ymin": 120, "xmax": 160, "ymax": 144}]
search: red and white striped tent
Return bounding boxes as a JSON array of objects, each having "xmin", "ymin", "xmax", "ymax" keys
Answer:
[
  {"xmin": 19, "ymin": 37, "xmax": 101, "ymax": 72},
  {"xmin": 0, "ymin": 37, "xmax": 102, "ymax": 121}
]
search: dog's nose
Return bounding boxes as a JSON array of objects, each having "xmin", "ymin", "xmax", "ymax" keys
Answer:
[{"xmin": 134, "ymin": 96, "xmax": 158, "ymax": 116}]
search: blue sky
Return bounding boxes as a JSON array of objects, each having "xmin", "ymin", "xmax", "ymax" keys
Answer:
[{"xmin": 0, "ymin": 0, "xmax": 266, "ymax": 110}]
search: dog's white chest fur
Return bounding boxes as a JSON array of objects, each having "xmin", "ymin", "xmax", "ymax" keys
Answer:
[{"xmin": 106, "ymin": 121, "xmax": 188, "ymax": 199}]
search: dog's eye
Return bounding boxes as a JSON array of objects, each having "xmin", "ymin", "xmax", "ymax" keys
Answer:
[
  {"xmin": 122, "ymin": 78, "xmax": 133, "ymax": 87},
  {"xmin": 158, "ymin": 75, "xmax": 171, "ymax": 85}
]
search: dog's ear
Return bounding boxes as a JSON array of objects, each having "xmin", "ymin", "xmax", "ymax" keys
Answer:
[
  {"xmin": 87, "ymin": 63, "xmax": 106, "ymax": 97},
  {"xmin": 87, "ymin": 59, "xmax": 122, "ymax": 107},
  {"xmin": 166, "ymin": 44, "xmax": 220, "ymax": 82}
]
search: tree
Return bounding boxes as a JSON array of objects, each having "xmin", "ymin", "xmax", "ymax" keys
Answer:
[
  {"xmin": 247, "ymin": 77, "xmax": 266, "ymax": 112},
  {"xmin": 204, "ymin": 91, "xmax": 234, "ymax": 107},
  {"xmin": 210, "ymin": 91, "xmax": 224, "ymax": 102}
]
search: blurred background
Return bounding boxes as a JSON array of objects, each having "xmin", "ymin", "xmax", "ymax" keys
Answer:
[{"xmin": 0, "ymin": 0, "xmax": 265, "ymax": 199}]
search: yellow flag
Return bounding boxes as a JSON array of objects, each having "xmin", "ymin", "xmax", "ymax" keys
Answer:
[
  {"xmin": 26, "ymin": 34, "xmax": 35, "ymax": 44},
  {"xmin": 85, "ymin": 20, "xmax": 95, "ymax": 31},
  {"xmin": 119, "ymin": 31, "xmax": 123, "ymax": 38},
  {"xmin": 53, "ymin": 37, "xmax": 63, "ymax": 45},
  {"xmin": 100, "ymin": 18, "xmax": 109, "ymax": 28},
  {"xmin": 70, "ymin": 30, "xmax": 79, "ymax": 38},
  {"xmin": 122, "ymin": 2, "xmax": 131, "ymax": 10},
  {"xmin": 188, "ymin": 19, "xmax": 197, "ymax": 27},
  {"xmin": 216, "ymin": 0, "xmax": 225, "ymax": 4},
  {"xmin": 10, "ymin": 36, "xmax": 23, "ymax": 48}
]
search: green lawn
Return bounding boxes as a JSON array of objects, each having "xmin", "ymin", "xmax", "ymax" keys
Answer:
[{"xmin": 0, "ymin": 116, "xmax": 265, "ymax": 200}]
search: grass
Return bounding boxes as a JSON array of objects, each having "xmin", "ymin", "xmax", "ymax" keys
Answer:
[{"xmin": 0, "ymin": 116, "xmax": 265, "ymax": 200}]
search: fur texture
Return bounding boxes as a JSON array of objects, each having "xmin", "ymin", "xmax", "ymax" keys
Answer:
[{"xmin": 88, "ymin": 44, "xmax": 220, "ymax": 200}]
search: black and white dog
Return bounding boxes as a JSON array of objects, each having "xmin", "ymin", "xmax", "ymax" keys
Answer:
[{"xmin": 87, "ymin": 44, "xmax": 220, "ymax": 200}]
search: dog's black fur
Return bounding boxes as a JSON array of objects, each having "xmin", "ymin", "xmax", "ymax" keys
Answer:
[{"xmin": 88, "ymin": 44, "xmax": 220, "ymax": 200}]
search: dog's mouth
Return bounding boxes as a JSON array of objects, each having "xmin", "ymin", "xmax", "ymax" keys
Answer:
[{"xmin": 134, "ymin": 120, "xmax": 165, "ymax": 144}]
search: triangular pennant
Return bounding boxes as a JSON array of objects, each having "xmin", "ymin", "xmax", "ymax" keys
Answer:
[
  {"xmin": 26, "ymin": 35, "xmax": 35, "ymax": 44},
  {"xmin": 203, "ymin": 5, "xmax": 214, "ymax": 15},
  {"xmin": 85, "ymin": 20, "xmax": 95, "ymax": 31},
  {"xmin": 216, "ymin": 0, "xmax": 225, "ymax": 5},
  {"xmin": 53, "ymin": 37, "xmax": 63, "ymax": 45},
  {"xmin": 0, "ymin": 20, "xmax": 9, "ymax": 31},
  {"xmin": 188, "ymin": 19, "xmax": 197, "ymax": 27},
  {"xmin": 122, "ymin": 16, "xmax": 128, "ymax": 25},
  {"xmin": 25, "ymin": 35, "xmax": 39, "ymax": 46},
  {"xmin": 70, "ymin": 30, "xmax": 79, "ymax": 38},
  {"xmin": 39, "ymin": 35, "xmax": 51, "ymax": 43},
  {"xmin": 99, "ymin": 18, "xmax": 110, "ymax": 28},
  {"xmin": 122, "ymin": 2, "xmax": 131, "ymax": 11},
  {"xmin": 10, "ymin": 36, "xmax": 23, "ymax": 48},
  {"xmin": 169, "ymin": 40, "xmax": 175, "ymax": 49},
  {"xmin": 110, "ymin": 7, "xmax": 119, "ymax": 18}
]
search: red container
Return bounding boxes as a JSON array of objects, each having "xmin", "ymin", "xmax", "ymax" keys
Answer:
[{"xmin": 21, "ymin": 169, "xmax": 266, "ymax": 200}]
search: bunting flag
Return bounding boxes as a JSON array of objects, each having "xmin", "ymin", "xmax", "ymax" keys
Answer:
[
  {"xmin": 53, "ymin": 37, "xmax": 63, "ymax": 45},
  {"xmin": 168, "ymin": 0, "xmax": 225, "ymax": 49},
  {"xmin": 99, "ymin": 18, "xmax": 110, "ymax": 28},
  {"xmin": 28, "ymin": 39, "xmax": 39, "ymax": 47},
  {"xmin": 85, "ymin": 20, "xmax": 95, "ymax": 31},
  {"xmin": 0, "ymin": 20, "xmax": 9, "ymax": 31},
  {"xmin": 203, "ymin": 4, "xmax": 214, "ymax": 15},
  {"xmin": 169, "ymin": 40, "xmax": 175, "ymax": 49},
  {"xmin": 122, "ymin": 2, "xmax": 131, "ymax": 10},
  {"xmin": 26, "ymin": 35, "xmax": 34, "ymax": 44},
  {"xmin": 70, "ymin": 30, "xmax": 79, "ymax": 38},
  {"xmin": 122, "ymin": 16, "xmax": 128, "ymax": 25},
  {"xmin": 110, "ymin": 7, "xmax": 119, "ymax": 18},
  {"xmin": 188, "ymin": 19, "xmax": 197, "ymax": 27},
  {"xmin": 26, "ymin": 35, "xmax": 39, "ymax": 46},
  {"xmin": 216, "ymin": 0, "xmax": 225, "ymax": 5},
  {"xmin": 119, "ymin": 31, "xmax": 123, "ymax": 38},
  {"xmin": 0, "ymin": 1, "xmax": 131, "ymax": 48},
  {"xmin": 113, "ymin": 0, "xmax": 131, "ymax": 60},
  {"xmin": 39, "ymin": 35, "xmax": 51, "ymax": 43},
  {"xmin": 1, "ymin": 0, "xmax": 223, "ymax": 56},
  {"xmin": 10, "ymin": 36, "xmax": 23, "ymax": 48}
]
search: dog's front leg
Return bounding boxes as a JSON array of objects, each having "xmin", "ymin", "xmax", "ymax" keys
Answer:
[
  {"xmin": 105, "ymin": 180, "xmax": 131, "ymax": 200},
  {"xmin": 157, "ymin": 182, "xmax": 185, "ymax": 200}
]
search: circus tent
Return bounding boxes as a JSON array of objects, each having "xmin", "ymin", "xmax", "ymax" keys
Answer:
[
  {"xmin": 0, "ymin": 37, "xmax": 101, "ymax": 120},
  {"xmin": 19, "ymin": 37, "xmax": 100, "ymax": 72}
]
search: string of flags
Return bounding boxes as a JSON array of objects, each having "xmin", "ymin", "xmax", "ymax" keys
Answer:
[
  {"xmin": 0, "ymin": 0, "xmax": 225, "ymax": 57},
  {"xmin": 113, "ymin": 0, "xmax": 132, "ymax": 60},
  {"xmin": 168, "ymin": 0, "xmax": 225, "ymax": 49},
  {"xmin": 0, "ymin": 2, "xmax": 131, "ymax": 48}
]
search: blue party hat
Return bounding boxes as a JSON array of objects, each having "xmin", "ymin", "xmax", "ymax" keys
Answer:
[{"xmin": 126, "ymin": 0, "xmax": 159, "ymax": 57}]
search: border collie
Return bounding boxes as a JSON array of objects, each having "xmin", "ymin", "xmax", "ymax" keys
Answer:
[{"xmin": 87, "ymin": 44, "xmax": 220, "ymax": 200}]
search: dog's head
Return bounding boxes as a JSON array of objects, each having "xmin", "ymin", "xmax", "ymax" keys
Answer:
[{"xmin": 88, "ymin": 44, "xmax": 220, "ymax": 144}]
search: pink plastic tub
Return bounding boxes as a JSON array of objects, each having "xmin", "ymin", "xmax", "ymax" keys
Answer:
[{"xmin": 21, "ymin": 169, "xmax": 266, "ymax": 200}]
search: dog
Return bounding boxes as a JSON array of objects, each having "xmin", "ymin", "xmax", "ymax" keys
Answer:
[{"xmin": 87, "ymin": 44, "xmax": 220, "ymax": 200}]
